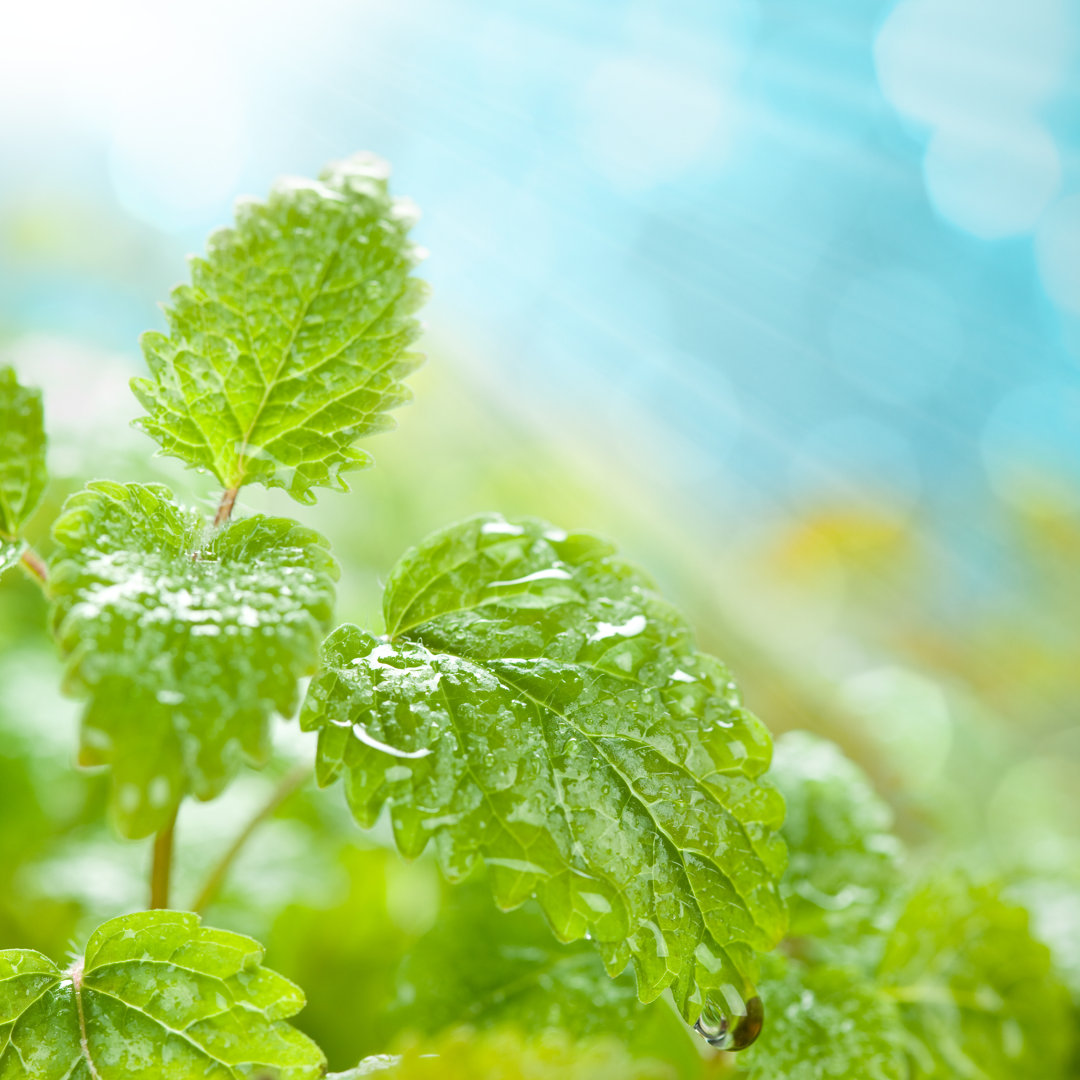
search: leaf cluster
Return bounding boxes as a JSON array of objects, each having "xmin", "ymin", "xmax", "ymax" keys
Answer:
[{"xmin": 735, "ymin": 732, "xmax": 1076, "ymax": 1080}]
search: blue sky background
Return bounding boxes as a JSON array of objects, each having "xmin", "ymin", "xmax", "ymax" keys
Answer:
[{"xmin": 1, "ymin": 0, "xmax": 1079, "ymax": 617}]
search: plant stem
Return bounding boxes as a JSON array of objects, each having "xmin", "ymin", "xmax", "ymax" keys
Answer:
[
  {"xmin": 149, "ymin": 807, "xmax": 179, "ymax": 910},
  {"xmin": 192, "ymin": 764, "xmax": 312, "ymax": 914},
  {"xmin": 214, "ymin": 487, "xmax": 239, "ymax": 527},
  {"xmin": 19, "ymin": 545, "xmax": 48, "ymax": 587}
]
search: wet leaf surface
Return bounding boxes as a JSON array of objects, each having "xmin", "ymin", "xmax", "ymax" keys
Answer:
[
  {"xmin": 132, "ymin": 154, "xmax": 428, "ymax": 504},
  {"xmin": 302, "ymin": 514, "xmax": 786, "ymax": 1026},
  {"xmin": 49, "ymin": 481, "xmax": 337, "ymax": 837},
  {"xmin": 0, "ymin": 910, "xmax": 325, "ymax": 1078},
  {"xmin": 0, "ymin": 366, "xmax": 47, "ymax": 557}
]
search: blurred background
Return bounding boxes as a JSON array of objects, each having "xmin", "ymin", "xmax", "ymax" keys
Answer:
[{"xmin": 1, "ymin": 0, "xmax": 1079, "ymax": 1072}]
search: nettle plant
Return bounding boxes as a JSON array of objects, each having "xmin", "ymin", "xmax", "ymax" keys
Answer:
[{"xmin": 0, "ymin": 155, "xmax": 1074, "ymax": 1079}]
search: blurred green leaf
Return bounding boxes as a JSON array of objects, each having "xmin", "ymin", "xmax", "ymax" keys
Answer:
[
  {"xmin": 879, "ymin": 874, "xmax": 1074, "ymax": 1079},
  {"xmin": 50, "ymin": 481, "xmax": 337, "ymax": 837},
  {"xmin": 769, "ymin": 732, "xmax": 903, "ymax": 949},
  {"xmin": 302, "ymin": 513, "xmax": 786, "ymax": 1024},
  {"xmin": 0, "ymin": 366, "xmax": 47, "ymax": 548},
  {"xmin": 395, "ymin": 881, "xmax": 701, "ymax": 1077},
  {"xmin": 0, "ymin": 539, "xmax": 24, "ymax": 577},
  {"xmin": 0, "ymin": 910, "xmax": 325, "ymax": 1077},
  {"xmin": 343, "ymin": 1029, "xmax": 676, "ymax": 1080},
  {"xmin": 735, "ymin": 953, "xmax": 907, "ymax": 1080},
  {"xmin": 132, "ymin": 154, "xmax": 428, "ymax": 505}
]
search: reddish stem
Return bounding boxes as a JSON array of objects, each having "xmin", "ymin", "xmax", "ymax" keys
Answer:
[{"xmin": 214, "ymin": 488, "xmax": 239, "ymax": 528}]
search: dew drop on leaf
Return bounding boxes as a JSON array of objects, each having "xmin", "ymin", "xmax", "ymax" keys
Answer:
[{"xmin": 694, "ymin": 993, "xmax": 764, "ymax": 1051}]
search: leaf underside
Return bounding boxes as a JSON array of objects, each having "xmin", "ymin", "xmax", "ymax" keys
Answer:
[
  {"xmin": 0, "ymin": 910, "xmax": 325, "ymax": 1078},
  {"xmin": 49, "ymin": 481, "xmax": 337, "ymax": 837},
  {"xmin": 395, "ymin": 881, "xmax": 699, "ymax": 1075},
  {"xmin": 0, "ymin": 366, "xmax": 47, "ymax": 545},
  {"xmin": 301, "ymin": 514, "xmax": 786, "ymax": 1023},
  {"xmin": 132, "ymin": 153, "xmax": 429, "ymax": 504}
]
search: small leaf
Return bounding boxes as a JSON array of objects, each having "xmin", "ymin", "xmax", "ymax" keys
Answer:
[
  {"xmin": 132, "ymin": 153, "xmax": 428, "ymax": 504},
  {"xmin": 50, "ymin": 481, "xmax": 337, "ymax": 837},
  {"xmin": 879, "ymin": 874, "xmax": 1074, "ymax": 1079},
  {"xmin": 302, "ymin": 514, "xmax": 786, "ymax": 1025},
  {"xmin": 735, "ymin": 953, "xmax": 907, "ymax": 1080},
  {"xmin": 0, "ymin": 365, "xmax": 47, "ymax": 539},
  {"xmin": 769, "ymin": 732, "xmax": 903, "ymax": 947},
  {"xmin": 395, "ymin": 881, "xmax": 700, "ymax": 1077},
  {"xmin": 0, "ymin": 910, "xmax": 325, "ymax": 1077}
]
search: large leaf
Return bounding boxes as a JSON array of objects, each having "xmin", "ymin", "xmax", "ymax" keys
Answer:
[
  {"xmin": 394, "ymin": 881, "xmax": 701, "ymax": 1078},
  {"xmin": 132, "ymin": 153, "xmax": 428, "ymax": 505},
  {"xmin": 0, "ymin": 910, "xmax": 325, "ymax": 1077},
  {"xmin": 302, "ymin": 514, "xmax": 786, "ymax": 1030},
  {"xmin": 769, "ymin": 732, "xmax": 903, "ymax": 949},
  {"xmin": 0, "ymin": 366, "xmax": 47, "ymax": 549},
  {"xmin": 879, "ymin": 874, "xmax": 1074, "ymax": 1079},
  {"xmin": 735, "ymin": 954, "xmax": 907, "ymax": 1080},
  {"xmin": 50, "ymin": 481, "xmax": 337, "ymax": 837}
]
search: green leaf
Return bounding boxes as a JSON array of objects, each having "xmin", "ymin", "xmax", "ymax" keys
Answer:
[
  {"xmin": 49, "ymin": 481, "xmax": 337, "ymax": 837},
  {"xmin": 132, "ymin": 154, "xmax": 428, "ymax": 505},
  {"xmin": 0, "ymin": 910, "xmax": 325, "ymax": 1077},
  {"xmin": 0, "ymin": 538, "xmax": 25, "ymax": 578},
  {"xmin": 769, "ymin": 732, "xmax": 903, "ymax": 947},
  {"xmin": 879, "ymin": 874, "xmax": 1074, "ymax": 1079},
  {"xmin": 328, "ymin": 1059, "xmax": 401, "ymax": 1079},
  {"xmin": 0, "ymin": 366, "xmax": 47, "ymax": 539},
  {"xmin": 735, "ymin": 953, "xmax": 907, "ymax": 1080},
  {"xmin": 301, "ymin": 513, "xmax": 786, "ymax": 1028},
  {"xmin": 342, "ymin": 1030, "xmax": 677, "ymax": 1080},
  {"xmin": 395, "ymin": 881, "xmax": 701, "ymax": 1077}
]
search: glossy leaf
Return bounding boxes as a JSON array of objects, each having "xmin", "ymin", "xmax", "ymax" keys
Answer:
[
  {"xmin": 302, "ymin": 513, "xmax": 786, "ymax": 1025},
  {"xmin": 50, "ymin": 481, "xmax": 337, "ymax": 837},
  {"xmin": 736, "ymin": 954, "xmax": 907, "ymax": 1080},
  {"xmin": 0, "ymin": 366, "xmax": 47, "ymax": 539},
  {"xmin": 132, "ymin": 154, "xmax": 428, "ymax": 505},
  {"xmin": 0, "ymin": 910, "xmax": 325, "ymax": 1077},
  {"xmin": 879, "ymin": 874, "xmax": 1074, "ymax": 1079},
  {"xmin": 343, "ymin": 1030, "xmax": 676, "ymax": 1080},
  {"xmin": 395, "ymin": 881, "xmax": 701, "ymax": 1077},
  {"xmin": 769, "ymin": 732, "xmax": 903, "ymax": 946}
]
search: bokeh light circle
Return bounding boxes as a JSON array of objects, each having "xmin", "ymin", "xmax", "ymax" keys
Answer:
[{"xmin": 922, "ymin": 119, "xmax": 1061, "ymax": 239}]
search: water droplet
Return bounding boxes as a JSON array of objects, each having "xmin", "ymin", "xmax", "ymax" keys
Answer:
[{"xmin": 694, "ymin": 995, "xmax": 764, "ymax": 1051}]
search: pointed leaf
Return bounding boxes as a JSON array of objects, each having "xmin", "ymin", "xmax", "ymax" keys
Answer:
[
  {"xmin": 301, "ymin": 514, "xmax": 786, "ymax": 1025},
  {"xmin": 0, "ymin": 910, "xmax": 325, "ymax": 1077},
  {"xmin": 0, "ymin": 366, "xmax": 47, "ymax": 541},
  {"xmin": 131, "ymin": 154, "xmax": 428, "ymax": 504},
  {"xmin": 50, "ymin": 481, "xmax": 337, "ymax": 837}
]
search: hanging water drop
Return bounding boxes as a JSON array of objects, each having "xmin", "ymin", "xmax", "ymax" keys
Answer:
[{"xmin": 694, "ymin": 994, "xmax": 764, "ymax": 1051}]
